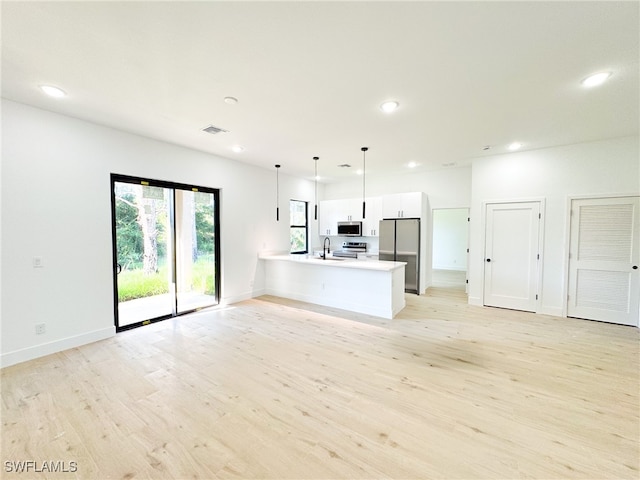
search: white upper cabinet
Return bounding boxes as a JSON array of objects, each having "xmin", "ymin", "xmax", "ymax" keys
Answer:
[
  {"xmin": 362, "ymin": 196, "xmax": 382, "ymax": 236},
  {"xmin": 320, "ymin": 197, "xmax": 383, "ymax": 236},
  {"xmin": 340, "ymin": 197, "xmax": 363, "ymax": 222},
  {"xmin": 319, "ymin": 199, "xmax": 341, "ymax": 236},
  {"xmin": 382, "ymin": 192, "xmax": 425, "ymax": 219},
  {"xmin": 321, "ymin": 193, "xmax": 424, "ymax": 236}
]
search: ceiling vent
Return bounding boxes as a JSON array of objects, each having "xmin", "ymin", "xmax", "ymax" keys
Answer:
[
  {"xmin": 337, "ymin": 163, "xmax": 352, "ymax": 168},
  {"xmin": 202, "ymin": 124, "xmax": 228, "ymax": 135}
]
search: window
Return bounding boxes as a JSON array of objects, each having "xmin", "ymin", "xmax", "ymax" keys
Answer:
[{"xmin": 290, "ymin": 200, "xmax": 308, "ymax": 253}]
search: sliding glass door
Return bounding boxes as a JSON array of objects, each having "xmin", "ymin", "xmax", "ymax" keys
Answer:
[
  {"xmin": 111, "ymin": 175, "xmax": 220, "ymax": 331},
  {"xmin": 175, "ymin": 189, "xmax": 217, "ymax": 314}
]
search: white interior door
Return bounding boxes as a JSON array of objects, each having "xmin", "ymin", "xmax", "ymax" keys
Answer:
[
  {"xmin": 568, "ymin": 197, "xmax": 639, "ymax": 326},
  {"xmin": 484, "ymin": 202, "xmax": 540, "ymax": 312}
]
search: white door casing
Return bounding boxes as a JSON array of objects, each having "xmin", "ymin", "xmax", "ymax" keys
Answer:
[
  {"xmin": 568, "ymin": 197, "xmax": 639, "ymax": 326},
  {"xmin": 484, "ymin": 202, "xmax": 541, "ymax": 312}
]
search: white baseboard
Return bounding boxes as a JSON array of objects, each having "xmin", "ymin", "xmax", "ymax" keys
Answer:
[
  {"xmin": 468, "ymin": 296, "xmax": 483, "ymax": 306},
  {"xmin": 539, "ymin": 306, "xmax": 563, "ymax": 317},
  {"xmin": 467, "ymin": 296, "xmax": 564, "ymax": 318},
  {"xmin": 432, "ymin": 280, "xmax": 466, "ymax": 288},
  {"xmin": 222, "ymin": 288, "xmax": 266, "ymax": 306},
  {"xmin": 1, "ymin": 326, "xmax": 115, "ymax": 369}
]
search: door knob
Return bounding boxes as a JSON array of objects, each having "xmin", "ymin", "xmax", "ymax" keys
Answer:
[
  {"xmin": 116, "ymin": 263, "xmax": 122, "ymax": 274},
  {"xmin": 486, "ymin": 258, "xmax": 491, "ymax": 262},
  {"xmin": 633, "ymin": 265, "xmax": 638, "ymax": 270}
]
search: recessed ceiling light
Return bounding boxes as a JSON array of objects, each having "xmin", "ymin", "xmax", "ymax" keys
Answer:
[
  {"xmin": 407, "ymin": 161, "xmax": 418, "ymax": 168},
  {"xmin": 355, "ymin": 169, "xmax": 363, "ymax": 175},
  {"xmin": 508, "ymin": 142, "xmax": 523, "ymax": 151},
  {"xmin": 231, "ymin": 145, "xmax": 244, "ymax": 153},
  {"xmin": 581, "ymin": 72, "xmax": 611, "ymax": 88},
  {"xmin": 39, "ymin": 85, "xmax": 66, "ymax": 98},
  {"xmin": 380, "ymin": 100, "xmax": 399, "ymax": 113},
  {"xmin": 224, "ymin": 96, "xmax": 238, "ymax": 104}
]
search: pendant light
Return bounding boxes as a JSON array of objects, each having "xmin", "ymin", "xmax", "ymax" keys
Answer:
[
  {"xmin": 313, "ymin": 156, "xmax": 319, "ymax": 220},
  {"xmin": 361, "ymin": 147, "xmax": 368, "ymax": 218},
  {"xmin": 275, "ymin": 164, "xmax": 281, "ymax": 221}
]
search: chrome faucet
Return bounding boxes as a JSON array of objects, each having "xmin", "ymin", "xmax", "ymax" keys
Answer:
[{"xmin": 322, "ymin": 236, "xmax": 331, "ymax": 259}]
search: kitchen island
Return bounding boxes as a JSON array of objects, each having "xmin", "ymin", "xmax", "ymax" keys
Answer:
[{"xmin": 259, "ymin": 254, "xmax": 406, "ymax": 319}]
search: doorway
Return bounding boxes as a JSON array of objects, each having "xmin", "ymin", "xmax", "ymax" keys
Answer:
[
  {"xmin": 567, "ymin": 196, "xmax": 639, "ymax": 326},
  {"xmin": 483, "ymin": 201, "xmax": 541, "ymax": 312},
  {"xmin": 431, "ymin": 208, "xmax": 469, "ymax": 290},
  {"xmin": 111, "ymin": 174, "xmax": 221, "ymax": 331}
]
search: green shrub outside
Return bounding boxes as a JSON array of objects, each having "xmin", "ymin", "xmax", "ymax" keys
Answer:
[{"xmin": 117, "ymin": 256, "xmax": 215, "ymax": 302}]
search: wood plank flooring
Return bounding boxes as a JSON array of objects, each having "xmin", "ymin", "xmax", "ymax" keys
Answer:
[{"xmin": 2, "ymin": 288, "xmax": 638, "ymax": 479}]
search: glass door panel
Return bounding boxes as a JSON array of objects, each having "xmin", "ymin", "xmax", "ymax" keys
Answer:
[
  {"xmin": 176, "ymin": 189, "xmax": 217, "ymax": 313},
  {"xmin": 114, "ymin": 181, "xmax": 174, "ymax": 327}
]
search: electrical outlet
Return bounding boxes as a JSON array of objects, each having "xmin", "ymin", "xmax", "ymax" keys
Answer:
[
  {"xmin": 33, "ymin": 256, "xmax": 43, "ymax": 268},
  {"xmin": 35, "ymin": 323, "xmax": 46, "ymax": 335}
]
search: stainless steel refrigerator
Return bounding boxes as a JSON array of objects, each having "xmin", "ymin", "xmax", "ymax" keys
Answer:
[{"xmin": 379, "ymin": 218, "xmax": 420, "ymax": 294}]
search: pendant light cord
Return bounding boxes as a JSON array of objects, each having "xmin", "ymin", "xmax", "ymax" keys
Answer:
[
  {"xmin": 275, "ymin": 164, "xmax": 281, "ymax": 221},
  {"xmin": 361, "ymin": 147, "xmax": 368, "ymax": 218},
  {"xmin": 313, "ymin": 157, "xmax": 319, "ymax": 220}
]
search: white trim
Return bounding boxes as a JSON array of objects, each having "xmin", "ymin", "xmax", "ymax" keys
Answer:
[
  {"xmin": 1, "ymin": 327, "xmax": 115, "ymax": 369},
  {"xmin": 540, "ymin": 306, "xmax": 563, "ymax": 317},
  {"xmin": 221, "ymin": 289, "xmax": 264, "ymax": 306},
  {"xmin": 566, "ymin": 192, "xmax": 640, "ymax": 201},
  {"xmin": 468, "ymin": 295, "xmax": 483, "ymax": 306}
]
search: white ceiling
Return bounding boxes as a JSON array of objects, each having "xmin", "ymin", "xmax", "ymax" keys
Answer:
[{"xmin": 2, "ymin": 1, "xmax": 638, "ymax": 182}]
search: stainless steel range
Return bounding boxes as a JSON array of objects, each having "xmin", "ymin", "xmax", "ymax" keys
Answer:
[{"xmin": 332, "ymin": 241, "xmax": 367, "ymax": 259}]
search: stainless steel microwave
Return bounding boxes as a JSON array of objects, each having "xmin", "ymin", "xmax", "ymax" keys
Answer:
[{"xmin": 337, "ymin": 221, "xmax": 362, "ymax": 236}]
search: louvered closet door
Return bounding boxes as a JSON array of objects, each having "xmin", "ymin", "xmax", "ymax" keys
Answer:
[{"xmin": 568, "ymin": 197, "xmax": 640, "ymax": 326}]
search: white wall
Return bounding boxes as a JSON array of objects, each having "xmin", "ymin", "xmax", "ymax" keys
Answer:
[
  {"xmin": 323, "ymin": 165, "xmax": 471, "ymax": 209},
  {"xmin": 468, "ymin": 136, "xmax": 640, "ymax": 316},
  {"xmin": 1, "ymin": 100, "xmax": 316, "ymax": 367}
]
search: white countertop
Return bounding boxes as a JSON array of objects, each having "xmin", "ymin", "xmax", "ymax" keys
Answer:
[{"xmin": 259, "ymin": 253, "xmax": 405, "ymax": 272}]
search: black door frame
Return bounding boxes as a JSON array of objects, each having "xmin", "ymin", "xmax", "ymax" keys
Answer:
[{"xmin": 110, "ymin": 173, "xmax": 221, "ymax": 332}]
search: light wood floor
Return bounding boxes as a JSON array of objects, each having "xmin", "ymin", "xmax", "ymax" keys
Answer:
[{"xmin": 2, "ymin": 289, "xmax": 638, "ymax": 479}]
